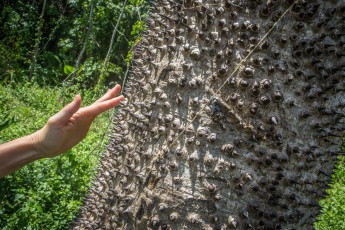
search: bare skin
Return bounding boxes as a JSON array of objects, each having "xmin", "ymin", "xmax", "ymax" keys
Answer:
[{"xmin": 0, "ymin": 84, "xmax": 124, "ymax": 178}]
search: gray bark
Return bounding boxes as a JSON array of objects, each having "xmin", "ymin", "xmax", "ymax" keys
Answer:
[{"xmin": 74, "ymin": 0, "xmax": 345, "ymax": 229}]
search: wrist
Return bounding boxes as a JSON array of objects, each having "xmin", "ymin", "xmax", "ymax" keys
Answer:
[{"xmin": 29, "ymin": 130, "xmax": 45, "ymax": 159}]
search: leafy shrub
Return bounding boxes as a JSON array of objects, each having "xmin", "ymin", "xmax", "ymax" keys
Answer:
[{"xmin": 315, "ymin": 154, "xmax": 345, "ymax": 230}]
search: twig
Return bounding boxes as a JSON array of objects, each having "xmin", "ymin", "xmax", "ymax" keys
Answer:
[
  {"xmin": 42, "ymin": 4, "xmax": 67, "ymax": 51},
  {"xmin": 29, "ymin": 0, "xmax": 47, "ymax": 79},
  {"xmin": 70, "ymin": 0, "xmax": 95, "ymax": 81},
  {"xmin": 102, "ymin": 0, "xmax": 128, "ymax": 73}
]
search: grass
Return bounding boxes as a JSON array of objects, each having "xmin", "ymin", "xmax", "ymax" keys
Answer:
[{"xmin": 0, "ymin": 82, "xmax": 113, "ymax": 229}]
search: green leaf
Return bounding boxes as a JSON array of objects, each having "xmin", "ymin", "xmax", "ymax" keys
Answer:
[
  {"xmin": 36, "ymin": 205, "xmax": 43, "ymax": 213},
  {"xmin": 0, "ymin": 114, "xmax": 15, "ymax": 132},
  {"xmin": 5, "ymin": 200, "xmax": 15, "ymax": 209},
  {"xmin": 63, "ymin": 65, "xmax": 75, "ymax": 75}
]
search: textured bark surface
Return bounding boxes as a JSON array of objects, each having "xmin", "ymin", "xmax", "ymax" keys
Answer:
[{"xmin": 74, "ymin": 0, "xmax": 345, "ymax": 229}]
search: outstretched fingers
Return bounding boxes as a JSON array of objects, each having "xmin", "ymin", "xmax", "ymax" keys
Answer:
[
  {"xmin": 96, "ymin": 84, "xmax": 122, "ymax": 103},
  {"xmin": 83, "ymin": 95, "xmax": 125, "ymax": 118},
  {"xmin": 48, "ymin": 85, "xmax": 124, "ymax": 126}
]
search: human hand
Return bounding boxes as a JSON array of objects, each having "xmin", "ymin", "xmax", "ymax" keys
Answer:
[{"xmin": 33, "ymin": 84, "xmax": 124, "ymax": 158}]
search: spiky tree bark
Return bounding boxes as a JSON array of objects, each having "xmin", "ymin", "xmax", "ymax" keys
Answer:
[{"xmin": 74, "ymin": 0, "xmax": 344, "ymax": 229}]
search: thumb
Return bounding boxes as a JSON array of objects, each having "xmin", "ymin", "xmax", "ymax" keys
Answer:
[{"xmin": 49, "ymin": 95, "xmax": 82, "ymax": 125}]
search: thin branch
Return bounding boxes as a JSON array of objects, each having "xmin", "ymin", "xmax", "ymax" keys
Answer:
[
  {"xmin": 42, "ymin": 4, "xmax": 67, "ymax": 51},
  {"xmin": 136, "ymin": 5, "xmax": 142, "ymax": 21},
  {"xmin": 70, "ymin": 0, "xmax": 95, "ymax": 80},
  {"xmin": 102, "ymin": 0, "xmax": 128, "ymax": 73},
  {"xmin": 29, "ymin": 0, "xmax": 47, "ymax": 79},
  {"xmin": 114, "ymin": 28, "xmax": 129, "ymax": 43}
]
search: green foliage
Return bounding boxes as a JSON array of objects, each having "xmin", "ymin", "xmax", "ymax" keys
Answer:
[
  {"xmin": 0, "ymin": 0, "xmax": 150, "ymax": 87},
  {"xmin": 315, "ymin": 153, "xmax": 345, "ymax": 230},
  {"xmin": 126, "ymin": 20, "xmax": 147, "ymax": 63},
  {"xmin": 0, "ymin": 83, "xmax": 111, "ymax": 229}
]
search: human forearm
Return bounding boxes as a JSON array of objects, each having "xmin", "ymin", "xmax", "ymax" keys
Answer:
[{"xmin": 0, "ymin": 132, "xmax": 42, "ymax": 178}]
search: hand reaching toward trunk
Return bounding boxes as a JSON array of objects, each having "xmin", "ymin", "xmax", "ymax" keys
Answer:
[
  {"xmin": 34, "ymin": 84, "xmax": 124, "ymax": 158},
  {"xmin": 0, "ymin": 84, "xmax": 124, "ymax": 178}
]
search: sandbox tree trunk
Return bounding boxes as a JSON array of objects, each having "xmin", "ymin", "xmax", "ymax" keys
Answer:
[{"xmin": 74, "ymin": 0, "xmax": 344, "ymax": 229}]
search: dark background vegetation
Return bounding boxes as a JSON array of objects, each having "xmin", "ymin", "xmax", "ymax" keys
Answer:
[
  {"xmin": 0, "ymin": 0, "xmax": 343, "ymax": 229},
  {"xmin": 0, "ymin": 0, "xmax": 147, "ymax": 87}
]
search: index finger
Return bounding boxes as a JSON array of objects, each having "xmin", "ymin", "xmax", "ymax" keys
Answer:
[
  {"xmin": 82, "ymin": 95, "xmax": 124, "ymax": 118},
  {"xmin": 95, "ymin": 84, "xmax": 122, "ymax": 103}
]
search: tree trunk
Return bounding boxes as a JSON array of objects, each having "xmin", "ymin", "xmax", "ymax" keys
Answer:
[{"xmin": 74, "ymin": 0, "xmax": 344, "ymax": 229}]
